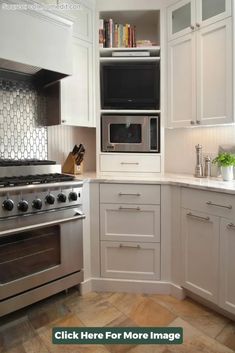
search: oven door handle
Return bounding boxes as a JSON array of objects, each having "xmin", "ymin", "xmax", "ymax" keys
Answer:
[{"xmin": 0, "ymin": 213, "xmax": 85, "ymax": 237}]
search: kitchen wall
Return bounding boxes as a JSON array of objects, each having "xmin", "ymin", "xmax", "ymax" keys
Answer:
[
  {"xmin": 48, "ymin": 125, "xmax": 96, "ymax": 172},
  {"xmin": 165, "ymin": 125, "xmax": 235, "ymax": 175}
]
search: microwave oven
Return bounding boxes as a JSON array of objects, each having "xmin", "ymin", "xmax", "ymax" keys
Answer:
[
  {"xmin": 101, "ymin": 115, "xmax": 160, "ymax": 153},
  {"xmin": 100, "ymin": 62, "xmax": 160, "ymax": 110}
]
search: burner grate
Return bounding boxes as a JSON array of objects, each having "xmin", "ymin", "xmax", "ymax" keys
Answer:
[{"xmin": 0, "ymin": 173, "xmax": 74, "ymax": 187}]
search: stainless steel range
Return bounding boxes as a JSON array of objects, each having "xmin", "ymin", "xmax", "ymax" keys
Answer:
[{"xmin": 0, "ymin": 159, "xmax": 85, "ymax": 317}]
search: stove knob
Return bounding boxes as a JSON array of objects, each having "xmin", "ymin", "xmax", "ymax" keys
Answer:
[
  {"xmin": 57, "ymin": 193, "xmax": 67, "ymax": 203},
  {"xmin": 2, "ymin": 199, "xmax": 14, "ymax": 211},
  {"xmin": 69, "ymin": 192, "xmax": 78, "ymax": 201},
  {"xmin": 32, "ymin": 199, "xmax": 42, "ymax": 210},
  {"xmin": 45, "ymin": 194, "xmax": 55, "ymax": 205},
  {"xmin": 18, "ymin": 200, "xmax": 29, "ymax": 212}
]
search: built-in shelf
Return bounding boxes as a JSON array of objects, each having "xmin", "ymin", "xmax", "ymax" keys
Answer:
[
  {"xmin": 100, "ymin": 57, "xmax": 160, "ymax": 62},
  {"xmin": 100, "ymin": 46, "xmax": 160, "ymax": 57},
  {"xmin": 101, "ymin": 109, "xmax": 161, "ymax": 114}
]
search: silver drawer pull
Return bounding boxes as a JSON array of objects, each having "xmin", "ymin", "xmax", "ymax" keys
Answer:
[
  {"xmin": 187, "ymin": 212, "xmax": 210, "ymax": 222},
  {"xmin": 206, "ymin": 201, "xmax": 232, "ymax": 210},
  {"xmin": 119, "ymin": 206, "xmax": 141, "ymax": 211},
  {"xmin": 118, "ymin": 193, "xmax": 141, "ymax": 197},
  {"xmin": 119, "ymin": 244, "xmax": 141, "ymax": 249},
  {"xmin": 227, "ymin": 223, "xmax": 235, "ymax": 230},
  {"xmin": 120, "ymin": 162, "xmax": 139, "ymax": 165}
]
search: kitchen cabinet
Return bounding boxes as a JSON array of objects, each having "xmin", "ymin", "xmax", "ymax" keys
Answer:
[
  {"xmin": 181, "ymin": 187, "xmax": 235, "ymax": 314},
  {"xmin": 101, "ymin": 241, "xmax": 160, "ymax": 280},
  {"xmin": 100, "ymin": 183, "xmax": 161, "ymax": 281},
  {"xmin": 181, "ymin": 208, "xmax": 219, "ymax": 303},
  {"xmin": 168, "ymin": 0, "xmax": 231, "ymax": 41},
  {"xmin": 100, "ymin": 154, "xmax": 161, "ymax": 174},
  {"xmin": 60, "ymin": 38, "xmax": 94, "ymax": 127},
  {"xmin": 167, "ymin": 17, "xmax": 232, "ymax": 127},
  {"xmin": 219, "ymin": 219, "xmax": 235, "ymax": 315}
]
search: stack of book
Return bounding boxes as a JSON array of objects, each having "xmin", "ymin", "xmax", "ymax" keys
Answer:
[{"xmin": 99, "ymin": 19, "xmax": 136, "ymax": 48}]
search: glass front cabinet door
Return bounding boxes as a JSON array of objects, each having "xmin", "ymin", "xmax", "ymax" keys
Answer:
[{"xmin": 168, "ymin": 0, "xmax": 231, "ymax": 41}]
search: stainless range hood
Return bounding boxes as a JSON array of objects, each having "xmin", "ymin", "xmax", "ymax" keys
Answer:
[{"xmin": 0, "ymin": 58, "xmax": 68, "ymax": 87}]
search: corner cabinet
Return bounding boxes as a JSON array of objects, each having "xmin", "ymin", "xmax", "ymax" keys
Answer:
[
  {"xmin": 180, "ymin": 187, "xmax": 235, "ymax": 315},
  {"xmin": 60, "ymin": 38, "xmax": 94, "ymax": 127},
  {"xmin": 220, "ymin": 219, "xmax": 235, "ymax": 315},
  {"xmin": 167, "ymin": 0, "xmax": 233, "ymax": 127}
]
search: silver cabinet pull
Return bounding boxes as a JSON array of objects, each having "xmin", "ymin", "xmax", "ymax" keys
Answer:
[
  {"xmin": 119, "ymin": 244, "xmax": 141, "ymax": 249},
  {"xmin": 227, "ymin": 223, "xmax": 235, "ymax": 230},
  {"xmin": 120, "ymin": 162, "xmax": 139, "ymax": 165},
  {"xmin": 206, "ymin": 201, "xmax": 232, "ymax": 210},
  {"xmin": 187, "ymin": 212, "xmax": 210, "ymax": 221},
  {"xmin": 118, "ymin": 193, "xmax": 141, "ymax": 196},
  {"xmin": 119, "ymin": 206, "xmax": 141, "ymax": 211}
]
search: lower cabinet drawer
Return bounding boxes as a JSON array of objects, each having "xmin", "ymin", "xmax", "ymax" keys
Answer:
[
  {"xmin": 100, "ymin": 154, "xmax": 161, "ymax": 173},
  {"xmin": 101, "ymin": 241, "xmax": 160, "ymax": 280},
  {"xmin": 100, "ymin": 204, "xmax": 160, "ymax": 242}
]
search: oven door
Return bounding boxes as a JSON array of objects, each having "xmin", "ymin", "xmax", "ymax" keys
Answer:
[
  {"xmin": 102, "ymin": 115, "xmax": 150, "ymax": 152},
  {"xmin": 0, "ymin": 208, "xmax": 84, "ymax": 301}
]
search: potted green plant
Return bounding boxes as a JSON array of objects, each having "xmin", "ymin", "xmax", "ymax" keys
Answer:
[{"xmin": 212, "ymin": 152, "xmax": 235, "ymax": 181}]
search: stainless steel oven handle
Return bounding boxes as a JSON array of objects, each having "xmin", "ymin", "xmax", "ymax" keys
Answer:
[{"xmin": 0, "ymin": 213, "xmax": 85, "ymax": 237}]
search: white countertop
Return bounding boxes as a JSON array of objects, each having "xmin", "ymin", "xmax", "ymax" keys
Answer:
[{"xmin": 76, "ymin": 172, "xmax": 235, "ymax": 195}]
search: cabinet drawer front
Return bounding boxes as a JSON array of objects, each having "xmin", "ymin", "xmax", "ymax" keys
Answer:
[
  {"xmin": 100, "ymin": 184, "xmax": 160, "ymax": 204},
  {"xmin": 101, "ymin": 241, "xmax": 160, "ymax": 280},
  {"xmin": 100, "ymin": 154, "xmax": 161, "ymax": 173},
  {"xmin": 100, "ymin": 204, "xmax": 160, "ymax": 242},
  {"xmin": 181, "ymin": 188, "xmax": 235, "ymax": 218}
]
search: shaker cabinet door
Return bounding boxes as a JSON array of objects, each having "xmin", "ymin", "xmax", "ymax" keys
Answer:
[
  {"xmin": 181, "ymin": 208, "xmax": 219, "ymax": 303},
  {"xmin": 167, "ymin": 33, "xmax": 196, "ymax": 127},
  {"xmin": 197, "ymin": 18, "xmax": 232, "ymax": 125}
]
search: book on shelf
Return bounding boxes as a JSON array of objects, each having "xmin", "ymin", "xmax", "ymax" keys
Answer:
[{"xmin": 100, "ymin": 18, "xmax": 137, "ymax": 48}]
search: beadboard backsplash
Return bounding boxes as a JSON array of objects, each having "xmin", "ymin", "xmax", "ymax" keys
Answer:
[
  {"xmin": 48, "ymin": 125, "xmax": 96, "ymax": 172},
  {"xmin": 0, "ymin": 76, "xmax": 47, "ymax": 160},
  {"xmin": 165, "ymin": 125, "xmax": 235, "ymax": 174}
]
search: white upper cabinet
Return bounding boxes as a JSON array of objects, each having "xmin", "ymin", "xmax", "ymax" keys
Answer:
[
  {"xmin": 168, "ymin": 0, "xmax": 195, "ymax": 41},
  {"xmin": 168, "ymin": 0, "xmax": 231, "ymax": 41},
  {"xmin": 197, "ymin": 18, "xmax": 232, "ymax": 125},
  {"xmin": 167, "ymin": 33, "xmax": 196, "ymax": 127},
  {"xmin": 61, "ymin": 38, "xmax": 94, "ymax": 127},
  {"xmin": 197, "ymin": 0, "xmax": 231, "ymax": 28},
  {"xmin": 167, "ymin": 0, "xmax": 232, "ymax": 127}
]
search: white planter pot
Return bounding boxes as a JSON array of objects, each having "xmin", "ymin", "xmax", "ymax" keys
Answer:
[{"xmin": 221, "ymin": 166, "xmax": 234, "ymax": 181}]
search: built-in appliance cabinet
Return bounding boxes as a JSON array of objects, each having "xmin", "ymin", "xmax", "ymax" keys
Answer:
[
  {"xmin": 167, "ymin": 0, "xmax": 233, "ymax": 128},
  {"xmin": 181, "ymin": 187, "xmax": 235, "ymax": 313},
  {"xmin": 59, "ymin": 0, "xmax": 95, "ymax": 127},
  {"xmin": 97, "ymin": 10, "xmax": 163, "ymax": 176},
  {"xmin": 100, "ymin": 183, "xmax": 161, "ymax": 280}
]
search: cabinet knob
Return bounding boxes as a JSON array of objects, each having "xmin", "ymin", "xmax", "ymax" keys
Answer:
[
  {"xmin": 61, "ymin": 120, "xmax": 66, "ymax": 123},
  {"xmin": 196, "ymin": 120, "xmax": 201, "ymax": 125},
  {"xmin": 190, "ymin": 25, "xmax": 195, "ymax": 30},
  {"xmin": 196, "ymin": 23, "xmax": 201, "ymax": 28},
  {"xmin": 190, "ymin": 120, "xmax": 195, "ymax": 125}
]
